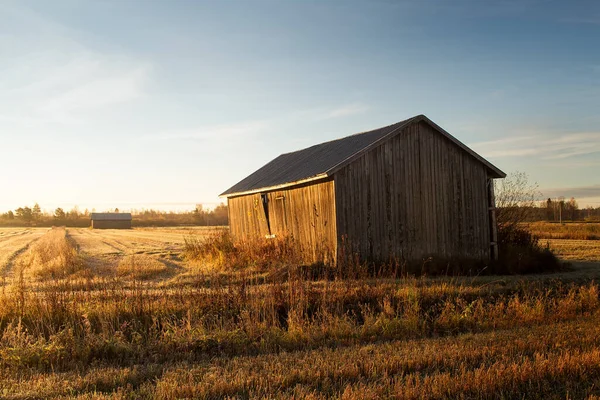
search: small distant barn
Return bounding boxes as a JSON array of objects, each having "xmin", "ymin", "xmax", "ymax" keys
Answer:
[
  {"xmin": 90, "ymin": 213, "xmax": 132, "ymax": 229},
  {"xmin": 220, "ymin": 115, "xmax": 505, "ymax": 263}
]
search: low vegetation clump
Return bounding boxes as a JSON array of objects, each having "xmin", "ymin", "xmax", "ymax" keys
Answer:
[{"xmin": 494, "ymin": 224, "xmax": 562, "ymax": 275}]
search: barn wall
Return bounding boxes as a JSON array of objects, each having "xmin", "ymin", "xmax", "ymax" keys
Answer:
[
  {"xmin": 227, "ymin": 193, "xmax": 271, "ymax": 241},
  {"xmin": 334, "ymin": 121, "xmax": 491, "ymax": 261},
  {"xmin": 91, "ymin": 220, "xmax": 132, "ymax": 229},
  {"xmin": 227, "ymin": 179, "xmax": 337, "ymax": 263}
]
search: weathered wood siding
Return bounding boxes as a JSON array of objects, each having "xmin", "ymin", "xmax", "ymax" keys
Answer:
[
  {"xmin": 228, "ymin": 179, "xmax": 337, "ymax": 263},
  {"xmin": 228, "ymin": 193, "xmax": 271, "ymax": 240},
  {"xmin": 335, "ymin": 121, "xmax": 491, "ymax": 261}
]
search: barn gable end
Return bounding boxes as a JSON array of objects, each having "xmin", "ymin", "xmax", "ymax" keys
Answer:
[{"xmin": 335, "ymin": 120, "xmax": 493, "ymax": 261}]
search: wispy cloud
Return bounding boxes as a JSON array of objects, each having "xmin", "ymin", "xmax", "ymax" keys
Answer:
[
  {"xmin": 561, "ymin": 16, "xmax": 600, "ymax": 25},
  {"xmin": 541, "ymin": 184, "xmax": 600, "ymax": 202},
  {"xmin": 325, "ymin": 103, "xmax": 370, "ymax": 119},
  {"xmin": 147, "ymin": 121, "xmax": 270, "ymax": 141},
  {"xmin": 470, "ymin": 131, "xmax": 600, "ymax": 160},
  {"xmin": 0, "ymin": 4, "xmax": 150, "ymax": 126}
]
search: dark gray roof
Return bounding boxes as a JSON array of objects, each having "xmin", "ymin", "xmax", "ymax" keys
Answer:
[
  {"xmin": 90, "ymin": 213, "xmax": 132, "ymax": 221},
  {"xmin": 220, "ymin": 115, "xmax": 505, "ymax": 197}
]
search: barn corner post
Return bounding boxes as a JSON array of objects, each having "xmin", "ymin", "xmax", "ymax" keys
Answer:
[
  {"xmin": 487, "ymin": 178, "xmax": 499, "ymax": 260},
  {"xmin": 226, "ymin": 197, "xmax": 233, "ymax": 238}
]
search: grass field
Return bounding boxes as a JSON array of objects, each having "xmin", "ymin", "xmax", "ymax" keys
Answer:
[
  {"xmin": 1, "ymin": 227, "xmax": 600, "ymax": 399},
  {"xmin": 527, "ymin": 222, "xmax": 600, "ymax": 240}
]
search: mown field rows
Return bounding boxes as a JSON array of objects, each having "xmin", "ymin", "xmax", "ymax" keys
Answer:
[
  {"xmin": 545, "ymin": 238, "xmax": 600, "ymax": 261},
  {"xmin": 0, "ymin": 228, "xmax": 48, "ymax": 276},
  {"xmin": 1, "ymin": 227, "xmax": 223, "ymax": 288}
]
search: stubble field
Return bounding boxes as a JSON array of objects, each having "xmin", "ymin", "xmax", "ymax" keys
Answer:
[{"xmin": 1, "ymin": 226, "xmax": 600, "ymax": 399}]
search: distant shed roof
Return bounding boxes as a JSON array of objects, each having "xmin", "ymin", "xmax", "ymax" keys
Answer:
[
  {"xmin": 90, "ymin": 213, "xmax": 132, "ymax": 221},
  {"xmin": 220, "ymin": 115, "xmax": 505, "ymax": 197}
]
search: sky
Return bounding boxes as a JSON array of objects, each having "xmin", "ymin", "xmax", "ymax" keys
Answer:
[{"xmin": 1, "ymin": 0, "xmax": 599, "ymax": 213}]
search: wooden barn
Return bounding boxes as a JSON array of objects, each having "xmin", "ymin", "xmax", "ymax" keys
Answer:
[
  {"xmin": 220, "ymin": 115, "xmax": 505, "ymax": 263},
  {"xmin": 90, "ymin": 213, "xmax": 132, "ymax": 229}
]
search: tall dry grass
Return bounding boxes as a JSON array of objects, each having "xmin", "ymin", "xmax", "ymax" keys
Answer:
[
  {"xmin": 154, "ymin": 316, "xmax": 600, "ymax": 399},
  {"xmin": 185, "ymin": 229, "xmax": 563, "ymax": 277},
  {"xmin": 16, "ymin": 226, "xmax": 84, "ymax": 279},
  {"xmin": 0, "ymin": 228, "xmax": 598, "ymax": 398},
  {"xmin": 184, "ymin": 230, "xmax": 303, "ymax": 271},
  {"xmin": 1, "ymin": 272, "xmax": 599, "ymax": 398}
]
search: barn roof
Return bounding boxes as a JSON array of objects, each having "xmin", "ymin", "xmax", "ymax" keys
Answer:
[
  {"xmin": 220, "ymin": 115, "xmax": 505, "ymax": 197},
  {"xmin": 90, "ymin": 213, "xmax": 132, "ymax": 221}
]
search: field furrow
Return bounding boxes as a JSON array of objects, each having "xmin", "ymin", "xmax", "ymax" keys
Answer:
[
  {"xmin": 0, "ymin": 228, "xmax": 48, "ymax": 277},
  {"xmin": 66, "ymin": 228, "xmax": 206, "ymax": 280}
]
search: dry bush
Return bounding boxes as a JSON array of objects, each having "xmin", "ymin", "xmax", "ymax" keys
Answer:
[
  {"xmin": 494, "ymin": 172, "xmax": 563, "ymax": 274},
  {"xmin": 184, "ymin": 230, "xmax": 302, "ymax": 271}
]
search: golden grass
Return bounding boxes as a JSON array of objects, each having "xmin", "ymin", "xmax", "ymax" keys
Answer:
[
  {"xmin": 117, "ymin": 254, "xmax": 169, "ymax": 280},
  {"xmin": 154, "ymin": 316, "xmax": 600, "ymax": 399},
  {"xmin": 526, "ymin": 222, "xmax": 600, "ymax": 240},
  {"xmin": 0, "ymin": 228, "xmax": 47, "ymax": 276},
  {"xmin": 3, "ymin": 317, "xmax": 600, "ymax": 399},
  {"xmin": 17, "ymin": 227, "xmax": 84, "ymax": 280},
  {"xmin": 1, "ymin": 227, "xmax": 600, "ymax": 398},
  {"xmin": 545, "ymin": 239, "xmax": 600, "ymax": 261}
]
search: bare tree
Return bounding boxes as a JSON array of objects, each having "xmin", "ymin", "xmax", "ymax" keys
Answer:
[{"xmin": 495, "ymin": 171, "xmax": 541, "ymax": 232}]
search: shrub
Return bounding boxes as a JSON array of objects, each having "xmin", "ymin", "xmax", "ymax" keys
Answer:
[{"xmin": 493, "ymin": 225, "xmax": 562, "ymax": 274}]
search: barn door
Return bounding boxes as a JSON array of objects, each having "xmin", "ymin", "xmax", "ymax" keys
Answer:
[{"xmin": 268, "ymin": 193, "xmax": 288, "ymax": 237}]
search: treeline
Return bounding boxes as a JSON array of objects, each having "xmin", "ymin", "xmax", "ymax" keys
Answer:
[
  {"xmin": 134, "ymin": 204, "xmax": 228, "ymax": 227},
  {"xmin": 506, "ymin": 198, "xmax": 600, "ymax": 222},
  {"xmin": 0, "ymin": 203, "xmax": 228, "ymax": 227}
]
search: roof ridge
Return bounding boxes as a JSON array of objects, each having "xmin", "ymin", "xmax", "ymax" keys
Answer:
[
  {"xmin": 278, "ymin": 117, "xmax": 415, "ymax": 157},
  {"xmin": 220, "ymin": 114, "xmax": 505, "ymax": 197}
]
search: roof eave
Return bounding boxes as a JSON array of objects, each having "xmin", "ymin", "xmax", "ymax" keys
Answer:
[{"xmin": 220, "ymin": 173, "xmax": 330, "ymax": 198}]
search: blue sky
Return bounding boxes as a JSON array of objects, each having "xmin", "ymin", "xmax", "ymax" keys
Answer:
[{"xmin": 1, "ymin": 0, "xmax": 599, "ymax": 212}]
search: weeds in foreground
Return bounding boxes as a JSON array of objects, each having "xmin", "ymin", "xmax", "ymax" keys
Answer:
[{"xmin": 0, "ymin": 271, "xmax": 599, "ymax": 398}]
